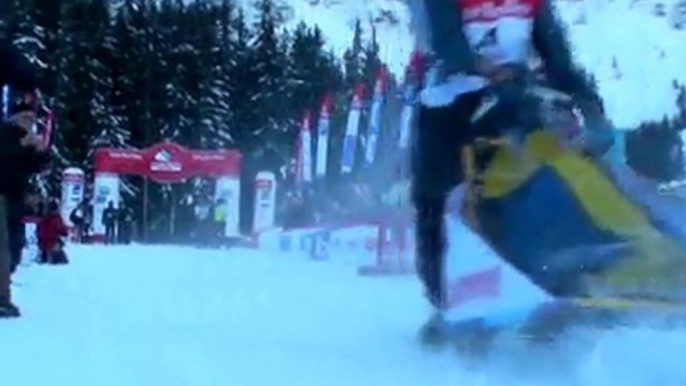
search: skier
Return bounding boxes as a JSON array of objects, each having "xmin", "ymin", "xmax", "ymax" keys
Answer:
[
  {"xmin": 0, "ymin": 38, "xmax": 40, "ymax": 318},
  {"xmin": 407, "ymin": 0, "xmax": 607, "ymax": 310}
]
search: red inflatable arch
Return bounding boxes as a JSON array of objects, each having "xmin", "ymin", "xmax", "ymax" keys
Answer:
[{"xmin": 92, "ymin": 141, "xmax": 242, "ymax": 240}]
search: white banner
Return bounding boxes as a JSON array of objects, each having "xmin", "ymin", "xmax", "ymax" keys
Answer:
[{"xmin": 315, "ymin": 95, "xmax": 332, "ymax": 178}]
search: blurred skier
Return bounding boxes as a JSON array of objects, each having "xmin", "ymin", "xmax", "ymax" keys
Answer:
[
  {"xmin": 407, "ymin": 0, "xmax": 607, "ymax": 309},
  {"xmin": 382, "ymin": 167, "xmax": 412, "ymax": 264},
  {"xmin": 0, "ymin": 38, "xmax": 40, "ymax": 318}
]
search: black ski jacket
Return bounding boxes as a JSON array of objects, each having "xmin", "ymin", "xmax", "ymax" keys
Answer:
[{"xmin": 0, "ymin": 122, "xmax": 50, "ymax": 200}]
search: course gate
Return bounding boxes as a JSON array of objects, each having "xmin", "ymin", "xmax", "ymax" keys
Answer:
[{"xmin": 93, "ymin": 141, "xmax": 241, "ymax": 240}]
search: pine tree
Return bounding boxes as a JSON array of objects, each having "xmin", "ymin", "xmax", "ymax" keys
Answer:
[
  {"xmin": 190, "ymin": 1, "xmax": 233, "ymax": 150},
  {"xmin": 201, "ymin": 0, "xmax": 236, "ymax": 150},
  {"xmin": 247, "ymin": 0, "xmax": 289, "ymax": 163},
  {"xmin": 225, "ymin": 7, "xmax": 253, "ymax": 150},
  {"xmin": 361, "ymin": 26, "xmax": 382, "ymax": 90},
  {"xmin": 3, "ymin": 0, "xmax": 45, "ymax": 76},
  {"xmin": 286, "ymin": 23, "xmax": 346, "ymax": 179},
  {"xmin": 54, "ymin": 0, "xmax": 99, "ymax": 168},
  {"xmin": 32, "ymin": 0, "xmax": 62, "ymax": 97},
  {"xmin": 343, "ymin": 19, "xmax": 364, "ymax": 89},
  {"xmin": 87, "ymin": 0, "xmax": 127, "ymax": 153},
  {"xmin": 110, "ymin": 0, "xmax": 157, "ymax": 148}
]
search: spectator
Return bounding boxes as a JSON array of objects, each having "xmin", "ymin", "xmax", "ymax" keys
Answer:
[
  {"xmin": 0, "ymin": 103, "xmax": 44, "ymax": 318},
  {"xmin": 117, "ymin": 205, "xmax": 134, "ymax": 244},
  {"xmin": 37, "ymin": 200, "xmax": 68, "ymax": 265},
  {"xmin": 193, "ymin": 197, "xmax": 211, "ymax": 246},
  {"xmin": 70, "ymin": 198, "xmax": 90, "ymax": 242},
  {"xmin": 5, "ymin": 96, "xmax": 50, "ymax": 272},
  {"xmin": 0, "ymin": 39, "xmax": 43, "ymax": 318},
  {"xmin": 213, "ymin": 198, "xmax": 226, "ymax": 244},
  {"xmin": 102, "ymin": 201, "xmax": 118, "ymax": 244}
]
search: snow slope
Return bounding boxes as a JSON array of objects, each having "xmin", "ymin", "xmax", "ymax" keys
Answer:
[
  {"xmin": 3, "ymin": 244, "xmax": 686, "ymax": 386},
  {"xmin": 556, "ymin": 0, "xmax": 686, "ymax": 129},
  {"xmin": 249, "ymin": 0, "xmax": 686, "ymax": 128}
]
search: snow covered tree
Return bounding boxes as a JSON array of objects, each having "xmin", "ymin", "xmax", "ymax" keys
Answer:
[
  {"xmin": 0, "ymin": 0, "xmax": 45, "ymax": 120},
  {"xmin": 245, "ymin": 0, "xmax": 290, "ymax": 161},
  {"xmin": 32, "ymin": 0, "xmax": 62, "ymax": 97},
  {"xmin": 287, "ymin": 23, "xmax": 342, "ymax": 113},
  {"xmin": 343, "ymin": 19, "xmax": 364, "ymax": 89},
  {"xmin": 224, "ymin": 7, "xmax": 253, "ymax": 149},
  {"xmin": 361, "ymin": 26, "xmax": 382, "ymax": 90},
  {"xmin": 185, "ymin": 0, "xmax": 234, "ymax": 150},
  {"xmin": 199, "ymin": 0, "xmax": 236, "ymax": 150},
  {"xmin": 54, "ymin": 0, "xmax": 122, "ymax": 170},
  {"xmin": 87, "ymin": 0, "xmax": 127, "ymax": 153},
  {"xmin": 2, "ymin": 0, "xmax": 45, "ymax": 75},
  {"xmin": 148, "ymin": 0, "xmax": 186, "ymax": 143},
  {"xmin": 284, "ymin": 22, "xmax": 344, "ymax": 171}
]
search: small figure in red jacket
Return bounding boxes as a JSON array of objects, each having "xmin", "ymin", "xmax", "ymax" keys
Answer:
[{"xmin": 37, "ymin": 200, "xmax": 69, "ymax": 265}]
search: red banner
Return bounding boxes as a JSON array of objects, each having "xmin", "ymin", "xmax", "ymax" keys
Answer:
[{"xmin": 94, "ymin": 142, "xmax": 241, "ymax": 183}]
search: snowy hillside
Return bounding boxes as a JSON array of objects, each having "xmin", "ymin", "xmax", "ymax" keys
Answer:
[
  {"xmin": 237, "ymin": 0, "xmax": 415, "ymax": 77},
  {"xmin": 557, "ymin": 0, "xmax": 686, "ymax": 129},
  {"xmin": 243, "ymin": 0, "xmax": 686, "ymax": 129}
]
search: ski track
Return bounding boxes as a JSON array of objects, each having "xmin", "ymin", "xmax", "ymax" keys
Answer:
[{"xmin": 1, "ymin": 245, "xmax": 685, "ymax": 386}]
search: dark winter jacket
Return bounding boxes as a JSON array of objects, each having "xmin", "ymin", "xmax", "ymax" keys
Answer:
[
  {"xmin": 410, "ymin": 0, "xmax": 600, "ymax": 106},
  {"xmin": 37, "ymin": 212, "xmax": 68, "ymax": 252},
  {"xmin": 0, "ymin": 39, "xmax": 38, "ymax": 92},
  {"xmin": 0, "ymin": 122, "xmax": 50, "ymax": 200},
  {"xmin": 103, "ymin": 207, "xmax": 117, "ymax": 227}
]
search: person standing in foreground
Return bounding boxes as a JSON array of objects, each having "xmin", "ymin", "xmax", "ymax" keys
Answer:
[
  {"xmin": 0, "ymin": 99, "xmax": 47, "ymax": 317},
  {"xmin": 407, "ymin": 0, "xmax": 606, "ymax": 309},
  {"xmin": 0, "ymin": 38, "xmax": 41, "ymax": 318},
  {"xmin": 6, "ymin": 99, "xmax": 50, "ymax": 274}
]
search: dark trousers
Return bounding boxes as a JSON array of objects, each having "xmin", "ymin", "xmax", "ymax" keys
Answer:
[
  {"xmin": 0, "ymin": 196, "xmax": 11, "ymax": 304},
  {"xmin": 411, "ymin": 91, "xmax": 484, "ymax": 308},
  {"xmin": 118, "ymin": 223, "xmax": 131, "ymax": 244},
  {"xmin": 105, "ymin": 224, "xmax": 116, "ymax": 244},
  {"xmin": 40, "ymin": 248, "xmax": 68, "ymax": 265},
  {"xmin": 6, "ymin": 203, "xmax": 24, "ymax": 273}
]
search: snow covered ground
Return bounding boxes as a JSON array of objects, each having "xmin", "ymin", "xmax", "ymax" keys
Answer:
[{"xmin": 2, "ymin": 244, "xmax": 686, "ymax": 386}]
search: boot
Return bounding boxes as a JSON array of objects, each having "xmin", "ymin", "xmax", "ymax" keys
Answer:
[
  {"xmin": 0, "ymin": 300, "xmax": 20, "ymax": 318},
  {"xmin": 418, "ymin": 312, "xmax": 447, "ymax": 346}
]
